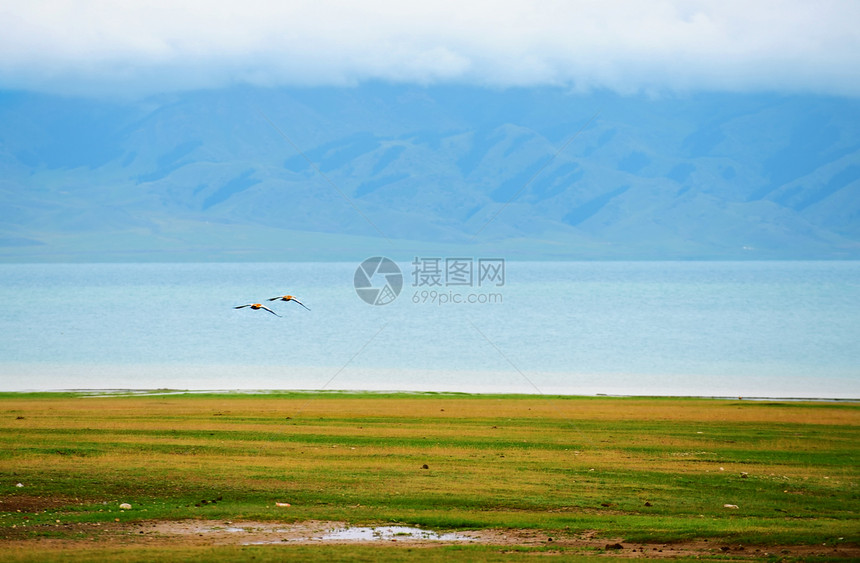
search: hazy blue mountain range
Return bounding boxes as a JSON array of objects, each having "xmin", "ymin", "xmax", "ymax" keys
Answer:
[{"xmin": 1, "ymin": 85, "xmax": 858, "ymax": 261}]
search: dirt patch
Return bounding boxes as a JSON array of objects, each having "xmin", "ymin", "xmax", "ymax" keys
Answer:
[
  {"xmin": 0, "ymin": 495, "xmax": 86, "ymax": 513},
  {"xmin": 2, "ymin": 519, "xmax": 858, "ymax": 558},
  {"xmin": 9, "ymin": 520, "xmax": 860, "ymax": 560}
]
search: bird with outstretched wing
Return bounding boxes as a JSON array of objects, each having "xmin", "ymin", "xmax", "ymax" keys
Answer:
[
  {"xmin": 267, "ymin": 295, "xmax": 310, "ymax": 311},
  {"xmin": 234, "ymin": 303, "xmax": 281, "ymax": 316}
]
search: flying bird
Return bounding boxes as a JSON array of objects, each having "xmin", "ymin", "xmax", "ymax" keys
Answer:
[
  {"xmin": 267, "ymin": 295, "xmax": 310, "ymax": 311},
  {"xmin": 234, "ymin": 303, "xmax": 281, "ymax": 317}
]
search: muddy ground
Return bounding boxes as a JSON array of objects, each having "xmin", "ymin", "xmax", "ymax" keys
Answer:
[{"xmin": 2, "ymin": 519, "xmax": 858, "ymax": 559}]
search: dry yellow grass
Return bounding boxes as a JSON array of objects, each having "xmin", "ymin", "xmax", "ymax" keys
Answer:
[
  {"xmin": 1, "ymin": 391, "xmax": 857, "ymax": 561},
  {"xmin": 5, "ymin": 394, "xmax": 856, "ymax": 424}
]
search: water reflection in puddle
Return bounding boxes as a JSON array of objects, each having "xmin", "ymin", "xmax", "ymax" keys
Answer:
[{"xmin": 320, "ymin": 525, "xmax": 472, "ymax": 542}]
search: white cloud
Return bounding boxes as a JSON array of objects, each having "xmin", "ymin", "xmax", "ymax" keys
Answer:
[{"xmin": 1, "ymin": 0, "xmax": 859, "ymax": 97}]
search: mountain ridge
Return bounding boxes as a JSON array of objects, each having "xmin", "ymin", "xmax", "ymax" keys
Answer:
[{"xmin": 1, "ymin": 85, "xmax": 858, "ymax": 261}]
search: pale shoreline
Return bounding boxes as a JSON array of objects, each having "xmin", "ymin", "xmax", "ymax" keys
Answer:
[
  {"xmin": 4, "ymin": 388, "xmax": 858, "ymax": 403},
  {"xmin": 2, "ymin": 362, "xmax": 858, "ymax": 400}
]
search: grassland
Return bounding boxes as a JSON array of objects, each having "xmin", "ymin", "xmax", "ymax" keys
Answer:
[{"xmin": 0, "ymin": 391, "xmax": 857, "ymax": 561}]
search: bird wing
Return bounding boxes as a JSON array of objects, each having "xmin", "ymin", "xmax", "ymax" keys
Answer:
[
  {"xmin": 292, "ymin": 299, "xmax": 310, "ymax": 311},
  {"xmin": 267, "ymin": 296, "xmax": 282, "ymax": 301},
  {"xmin": 234, "ymin": 304, "xmax": 252, "ymax": 309},
  {"xmin": 261, "ymin": 306, "xmax": 281, "ymax": 317}
]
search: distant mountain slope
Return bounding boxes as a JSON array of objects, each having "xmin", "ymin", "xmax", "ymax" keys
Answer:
[{"xmin": 1, "ymin": 86, "xmax": 858, "ymax": 260}]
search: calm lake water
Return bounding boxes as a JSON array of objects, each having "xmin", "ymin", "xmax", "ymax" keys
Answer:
[{"xmin": 0, "ymin": 261, "xmax": 858, "ymax": 398}]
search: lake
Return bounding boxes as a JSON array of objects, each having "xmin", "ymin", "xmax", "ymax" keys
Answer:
[{"xmin": 0, "ymin": 261, "xmax": 858, "ymax": 398}]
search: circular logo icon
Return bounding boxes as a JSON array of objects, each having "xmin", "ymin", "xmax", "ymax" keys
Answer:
[{"xmin": 354, "ymin": 257, "xmax": 402, "ymax": 305}]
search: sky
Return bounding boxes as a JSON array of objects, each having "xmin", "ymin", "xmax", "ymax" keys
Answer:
[{"xmin": 1, "ymin": 0, "xmax": 859, "ymax": 98}]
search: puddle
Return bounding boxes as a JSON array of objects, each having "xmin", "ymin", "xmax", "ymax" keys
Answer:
[
  {"xmin": 30, "ymin": 519, "xmax": 860, "ymax": 558},
  {"xmin": 147, "ymin": 519, "xmax": 487, "ymax": 546},
  {"xmin": 319, "ymin": 525, "xmax": 473, "ymax": 542}
]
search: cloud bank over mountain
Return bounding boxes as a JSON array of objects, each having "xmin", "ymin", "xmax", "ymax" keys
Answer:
[
  {"xmin": 2, "ymin": 1, "xmax": 860, "ymax": 97},
  {"xmin": 2, "ymin": 3, "xmax": 858, "ymax": 261}
]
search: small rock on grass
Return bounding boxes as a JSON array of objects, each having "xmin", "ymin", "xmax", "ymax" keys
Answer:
[{"xmin": 119, "ymin": 503, "xmax": 132, "ymax": 510}]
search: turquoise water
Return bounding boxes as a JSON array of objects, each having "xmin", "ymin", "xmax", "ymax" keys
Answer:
[{"xmin": 0, "ymin": 261, "xmax": 858, "ymax": 397}]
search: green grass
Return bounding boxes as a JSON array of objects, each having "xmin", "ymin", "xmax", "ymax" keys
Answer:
[{"xmin": 0, "ymin": 392, "xmax": 857, "ymax": 560}]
